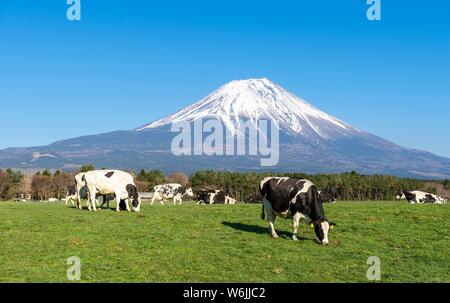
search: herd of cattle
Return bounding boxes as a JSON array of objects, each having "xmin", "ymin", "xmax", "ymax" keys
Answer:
[
  {"xmin": 58, "ymin": 170, "xmax": 448, "ymax": 245},
  {"xmin": 64, "ymin": 170, "xmax": 241, "ymax": 212}
]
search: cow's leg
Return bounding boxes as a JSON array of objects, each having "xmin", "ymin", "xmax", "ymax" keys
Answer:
[
  {"xmin": 151, "ymin": 193, "xmax": 161, "ymax": 206},
  {"xmin": 76, "ymin": 193, "xmax": 82, "ymax": 210},
  {"xmin": 86, "ymin": 196, "xmax": 92, "ymax": 211},
  {"xmin": 292, "ymin": 213, "xmax": 301, "ymax": 241},
  {"xmin": 262, "ymin": 198, "xmax": 278, "ymax": 238},
  {"xmin": 101, "ymin": 195, "xmax": 108, "ymax": 208},
  {"xmin": 268, "ymin": 214, "xmax": 278, "ymax": 238},
  {"xmin": 85, "ymin": 192, "xmax": 92, "ymax": 211},
  {"xmin": 115, "ymin": 195, "xmax": 121, "ymax": 212},
  {"xmin": 89, "ymin": 188, "xmax": 97, "ymax": 212},
  {"xmin": 125, "ymin": 199, "xmax": 131, "ymax": 212}
]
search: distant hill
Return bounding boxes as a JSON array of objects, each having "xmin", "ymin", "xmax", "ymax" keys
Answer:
[{"xmin": 1, "ymin": 78, "xmax": 449, "ymax": 178}]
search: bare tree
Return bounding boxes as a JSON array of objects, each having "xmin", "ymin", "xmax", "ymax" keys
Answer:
[
  {"xmin": 53, "ymin": 171, "xmax": 75, "ymax": 199},
  {"xmin": 31, "ymin": 174, "xmax": 53, "ymax": 201},
  {"xmin": 166, "ymin": 172, "xmax": 190, "ymax": 187},
  {"xmin": 17, "ymin": 175, "xmax": 32, "ymax": 199},
  {"xmin": 0, "ymin": 170, "xmax": 8, "ymax": 199},
  {"xmin": 135, "ymin": 180, "xmax": 150, "ymax": 192}
]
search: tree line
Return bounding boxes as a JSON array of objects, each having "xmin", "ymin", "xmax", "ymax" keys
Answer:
[
  {"xmin": 188, "ymin": 171, "xmax": 434, "ymax": 202},
  {"xmin": 0, "ymin": 166, "xmax": 448, "ymax": 202}
]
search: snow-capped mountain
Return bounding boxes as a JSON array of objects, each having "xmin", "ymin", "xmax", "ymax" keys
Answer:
[
  {"xmin": 138, "ymin": 78, "xmax": 360, "ymax": 139},
  {"xmin": 1, "ymin": 78, "xmax": 450, "ymax": 178}
]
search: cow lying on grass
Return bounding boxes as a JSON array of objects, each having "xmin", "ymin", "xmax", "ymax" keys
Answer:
[
  {"xmin": 260, "ymin": 177, "xmax": 336, "ymax": 245},
  {"xmin": 396, "ymin": 190, "xmax": 447, "ymax": 204},
  {"xmin": 319, "ymin": 187, "xmax": 338, "ymax": 203},
  {"xmin": 196, "ymin": 190, "xmax": 237, "ymax": 205}
]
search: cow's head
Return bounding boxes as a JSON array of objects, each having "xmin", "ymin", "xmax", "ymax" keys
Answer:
[
  {"xmin": 320, "ymin": 187, "xmax": 338, "ymax": 203},
  {"xmin": 126, "ymin": 184, "xmax": 141, "ymax": 212},
  {"xmin": 185, "ymin": 188, "xmax": 194, "ymax": 197},
  {"xmin": 313, "ymin": 219, "xmax": 336, "ymax": 245},
  {"xmin": 396, "ymin": 190, "xmax": 406, "ymax": 200}
]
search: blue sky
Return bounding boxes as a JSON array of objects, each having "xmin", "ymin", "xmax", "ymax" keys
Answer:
[{"xmin": 1, "ymin": 0, "xmax": 449, "ymax": 157}]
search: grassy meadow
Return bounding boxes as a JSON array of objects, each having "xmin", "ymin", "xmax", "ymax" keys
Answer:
[{"xmin": 0, "ymin": 201, "xmax": 448, "ymax": 283}]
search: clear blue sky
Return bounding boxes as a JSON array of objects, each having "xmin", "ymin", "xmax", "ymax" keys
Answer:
[{"xmin": 1, "ymin": 0, "xmax": 449, "ymax": 157}]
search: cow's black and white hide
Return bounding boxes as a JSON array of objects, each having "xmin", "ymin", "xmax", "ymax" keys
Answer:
[
  {"xmin": 260, "ymin": 177, "xmax": 336, "ymax": 245},
  {"xmin": 319, "ymin": 187, "xmax": 338, "ymax": 203},
  {"xmin": 196, "ymin": 190, "xmax": 237, "ymax": 205},
  {"xmin": 396, "ymin": 190, "xmax": 447, "ymax": 204},
  {"xmin": 81, "ymin": 170, "xmax": 141, "ymax": 212},
  {"xmin": 151, "ymin": 184, "xmax": 194, "ymax": 205}
]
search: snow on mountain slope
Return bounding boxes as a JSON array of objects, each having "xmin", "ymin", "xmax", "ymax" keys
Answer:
[{"xmin": 137, "ymin": 78, "xmax": 361, "ymax": 139}]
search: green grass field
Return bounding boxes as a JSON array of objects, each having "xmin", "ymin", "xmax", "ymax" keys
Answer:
[{"xmin": 0, "ymin": 201, "xmax": 448, "ymax": 283}]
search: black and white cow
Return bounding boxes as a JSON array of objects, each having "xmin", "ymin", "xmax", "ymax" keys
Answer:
[
  {"xmin": 81, "ymin": 170, "xmax": 141, "ymax": 212},
  {"xmin": 196, "ymin": 190, "xmax": 237, "ymax": 205},
  {"xmin": 260, "ymin": 177, "xmax": 336, "ymax": 245},
  {"xmin": 319, "ymin": 187, "xmax": 338, "ymax": 203},
  {"xmin": 396, "ymin": 190, "xmax": 447, "ymax": 204},
  {"xmin": 65, "ymin": 185, "xmax": 78, "ymax": 205},
  {"xmin": 151, "ymin": 184, "xmax": 194, "ymax": 205}
]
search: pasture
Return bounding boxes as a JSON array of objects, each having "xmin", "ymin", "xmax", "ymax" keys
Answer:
[{"xmin": 0, "ymin": 201, "xmax": 448, "ymax": 283}]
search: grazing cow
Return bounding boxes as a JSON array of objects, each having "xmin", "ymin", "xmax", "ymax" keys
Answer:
[
  {"xmin": 151, "ymin": 184, "xmax": 194, "ymax": 205},
  {"xmin": 196, "ymin": 190, "xmax": 237, "ymax": 205},
  {"xmin": 396, "ymin": 190, "xmax": 447, "ymax": 204},
  {"xmin": 68, "ymin": 180, "xmax": 100, "ymax": 208},
  {"xmin": 65, "ymin": 185, "xmax": 78, "ymax": 206},
  {"xmin": 82, "ymin": 170, "xmax": 141, "ymax": 212},
  {"xmin": 319, "ymin": 187, "xmax": 338, "ymax": 203},
  {"xmin": 260, "ymin": 177, "xmax": 336, "ymax": 245}
]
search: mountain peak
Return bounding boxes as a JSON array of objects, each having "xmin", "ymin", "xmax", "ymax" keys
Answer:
[{"xmin": 137, "ymin": 78, "xmax": 361, "ymax": 139}]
